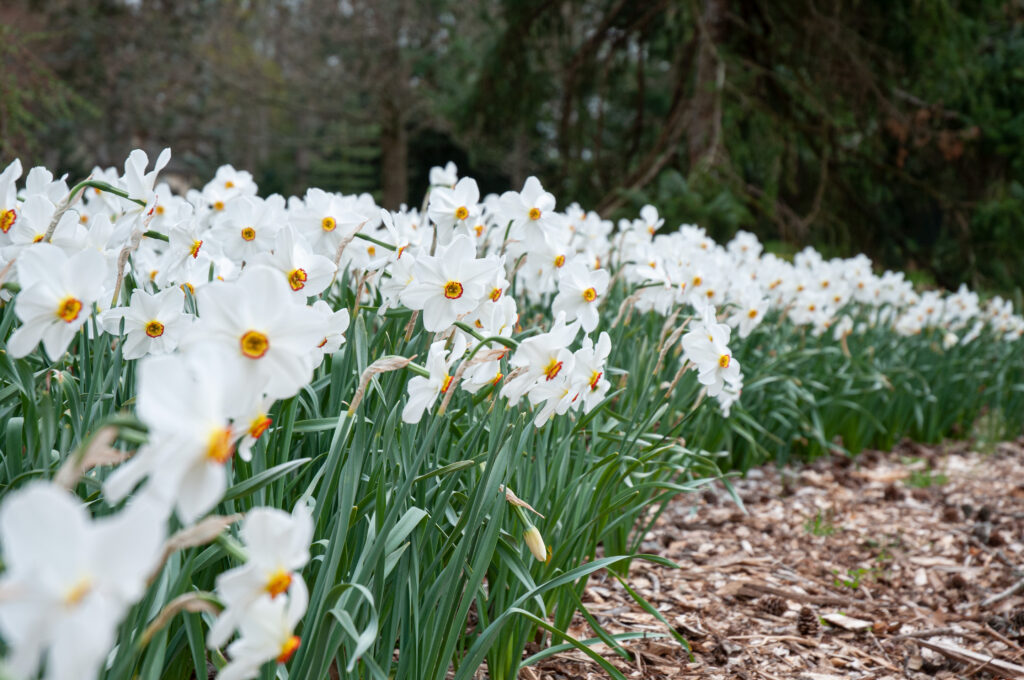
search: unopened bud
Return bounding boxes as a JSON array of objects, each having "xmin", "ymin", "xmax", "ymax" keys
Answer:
[{"xmin": 523, "ymin": 526, "xmax": 546, "ymax": 562}]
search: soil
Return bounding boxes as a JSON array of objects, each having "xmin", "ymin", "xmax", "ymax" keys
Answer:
[{"xmin": 522, "ymin": 439, "xmax": 1024, "ymax": 679}]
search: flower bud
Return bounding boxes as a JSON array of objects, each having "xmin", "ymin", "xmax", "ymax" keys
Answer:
[{"xmin": 523, "ymin": 526, "xmax": 546, "ymax": 562}]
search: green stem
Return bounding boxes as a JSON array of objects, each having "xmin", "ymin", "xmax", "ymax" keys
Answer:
[{"xmin": 353, "ymin": 232, "xmax": 397, "ymax": 251}]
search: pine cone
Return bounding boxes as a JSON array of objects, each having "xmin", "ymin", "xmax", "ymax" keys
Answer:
[
  {"xmin": 759, "ymin": 595, "xmax": 787, "ymax": 616},
  {"xmin": 941, "ymin": 505, "xmax": 961, "ymax": 523},
  {"xmin": 883, "ymin": 484, "xmax": 904, "ymax": 502},
  {"xmin": 797, "ymin": 607, "xmax": 819, "ymax": 637}
]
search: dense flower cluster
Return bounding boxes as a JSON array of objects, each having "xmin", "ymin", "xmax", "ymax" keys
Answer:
[{"xmin": 0, "ymin": 149, "xmax": 1020, "ymax": 680}]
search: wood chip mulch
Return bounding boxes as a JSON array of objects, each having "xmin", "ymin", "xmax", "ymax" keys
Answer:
[{"xmin": 524, "ymin": 439, "xmax": 1024, "ymax": 680}]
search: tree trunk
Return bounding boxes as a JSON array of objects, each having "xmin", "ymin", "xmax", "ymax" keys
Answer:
[
  {"xmin": 380, "ymin": 102, "xmax": 408, "ymax": 210},
  {"xmin": 687, "ymin": 0, "xmax": 728, "ymax": 169}
]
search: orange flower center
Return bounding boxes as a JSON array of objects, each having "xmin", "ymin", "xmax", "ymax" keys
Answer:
[
  {"xmin": 288, "ymin": 268, "xmax": 308, "ymax": 291},
  {"xmin": 582, "ymin": 287, "xmax": 597, "ymax": 302},
  {"xmin": 213, "ymin": 201, "xmax": 225, "ymax": 211},
  {"xmin": 205, "ymin": 427, "xmax": 234, "ymax": 464},
  {"xmin": 489, "ymin": 288, "xmax": 502, "ymax": 302},
  {"xmin": 367, "ymin": 245, "xmax": 376, "ymax": 256},
  {"xmin": 241, "ymin": 227, "xmax": 256, "ymax": 241},
  {"xmin": 441, "ymin": 374, "xmax": 454, "ymax": 393},
  {"xmin": 443, "ymin": 280, "xmax": 463, "ymax": 299},
  {"xmin": 692, "ymin": 276, "xmax": 702, "ymax": 286},
  {"xmin": 32, "ymin": 234, "xmax": 44, "ymax": 243},
  {"xmin": 528, "ymin": 207, "xmax": 541, "ymax": 221},
  {"xmin": 474, "ymin": 224, "xmax": 484, "ymax": 236},
  {"xmin": 225, "ymin": 180, "xmax": 235, "ymax": 189},
  {"xmin": 589, "ymin": 370, "xmax": 603, "ymax": 390},
  {"xmin": 0, "ymin": 208, "xmax": 17, "ymax": 233},
  {"xmin": 63, "ymin": 578, "xmax": 92, "ymax": 607},
  {"xmin": 155, "ymin": 205, "xmax": 165, "ymax": 215},
  {"xmin": 56, "ymin": 296, "xmax": 83, "ymax": 323},
  {"xmin": 189, "ymin": 240, "xmax": 203, "ymax": 259},
  {"xmin": 321, "ymin": 216, "xmax": 337, "ymax": 232},
  {"xmin": 747, "ymin": 309, "xmax": 758, "ymax": 319},
  {"xmin": 544, "ymin": 358, "xmax": 563, "ymax": 381},
  {"xmin": 240, "ymin": 330, "xmax": 270, "ymax": 359},
  {"xmin": 553, "ymin": 255, "xmax": 565, "ymax": 268},
  {"xmin": 277, "ymin": 635, "xmax": 301, "ymax": 664},
  {"xmin": 249, "ymin": 414, "xmax": 272, "ymax": 439},
  {"xmin": 455, "ymin": 206, "xmax": 469, "ymax": 220},
  {"xmin": 181, "ymin": 282, "xmax": 195, "ymax": 296},
  {"xmin": 145, "ymin": 320, "xmax": 165, "ymax": 338},
  {"xmin": 265, "ymin": 569, "xmax": 292, "ymax": 598},
  {"xmin": 718, "ymin": 354, "xmax": 730, "ymax": 369}
]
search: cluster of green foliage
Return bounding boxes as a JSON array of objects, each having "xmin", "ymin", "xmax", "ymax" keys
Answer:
[{"xmin": 3, "ymin": 1, "xmax": 1023, "ymax": 293}]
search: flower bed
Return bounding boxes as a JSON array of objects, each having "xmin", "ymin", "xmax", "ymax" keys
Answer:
[{"xmin": 0, "ymin": 151, "xmax": 1020, "ymax": 680}]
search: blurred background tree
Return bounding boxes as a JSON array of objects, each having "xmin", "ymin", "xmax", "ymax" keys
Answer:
[{"xmin": 2, "ymin": 0, "xmax": 1023, "ymax": 294}]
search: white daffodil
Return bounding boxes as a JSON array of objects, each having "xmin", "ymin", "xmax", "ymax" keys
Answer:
[
  {"xmin": 0, "ymin": 482, "xmax": 165, "ymax": 680},
  {"xmin": 680, "ymin": 305, "xmax": 741, "ymax": 398},
  {"xmin": 727, "ymin": 292, "xmax": 769, "ymax": 339},
  {"xmin": 7, "ymin": 244, "xmax": 109, "ymax": 360},
  {"xmin": 103, "ymin": 347, "xmax": 265, "ymax": 523},
  {"xmin": 571, "ymin": 331, "xmax": 612, "ymax": 412},
  {"xmin": 498, "ymin": 176, "xmax": 557, "ymax": 241},
  {"xmin": 291, "ymin": 188, "xmax": 364, "ymax": 257},
  {"xmin": 248, "ymin": 227, "xmax": 337, "ymax": 299},
  {"xmin": 310, "ymin": 299, "xmax": 350, "ymax": 365},
  {"xmin": 552, "ymin": 260, "xmax": 609, "ymax": 333},
  {"xmin": 187, "ymin": 266, "xmax": 326, "ymax": 400},
  {"xmin": 400, "ymin": 235, "xmax": 492, "ymax": 332},
  {"xmin": 101, "ymin": 286, "xmax": 191, "ymax": 359},
  {"xmin": 501, "ymin": 313, "xmax": 580, "ymax": 403},
  {"xmin": 208, "ymin": 504, "xmax": 313, "ymax": 649},
  {"xmin": 429, "ymin": 161, "xmax": 458, "ymax": 188},
  {"xmin": 0, "ymin": 158, "xmax": 23, "ymax": 246},
  {"xmin": 216, "ymin": 579, "xmax": 308, "ymax": 680},
  {"xmin": 427, "ymin": 176, "xmax": 480, "ymax": 243},
  {"xmin": 211, "ymin": 195, "xmax": 285, "ymax": 264},
  {"xmin": 402, "ymin": 336, "xmax": 466, "ymax": 424}
]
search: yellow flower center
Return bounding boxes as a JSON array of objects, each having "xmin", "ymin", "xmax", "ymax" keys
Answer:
[
  {"xmin": 155, "ymin": 205, "xmax": 165, "ymax": 215},
  {"xmin": 225, "ymin": 180, "xmax": 235, "ymax": 189},
  {"xmin": 747, "ymin": 309, "xmax": 758, "ymax": 319},
  {"xmin": 718, "ymin": 354, "xmax": 730, "ymax": 369},
  {"xmin": 455, "ymin": 206, "xmax": 469, "ymax": 220},
  {"xmin": 554, "ymin": 255, "xmax": 565, "ymax": 268},
  {"xmin": 241, "ymin": 227, "xmax": 256, "ymax": 241},
  {"xmin": 56, "ymin": 296, "xmax": 83, "ymax": 323},
  {"xmin": 189, "ymin": 240, "xmax": 203, "ymax": 259},
  {"xmin": 489, "ymin": 288, "xmax": 502, "ymax": 302},
  {"xmin": 181, "ymin": 282, "xmax": 195, "ymax": 296},
  {"xmin": 528, "ymin": 207, "xmax": 542, "ymax": 221},
  {"xmin": 474, "ymin": 224, "xmax": 484, "ymax": 236},
  {"xmin": 288, "ymin": 268, "xmax": 308, "ymax": 291},
  {"xmin": 443, "ymin": 280, "xmax": 463, "ymax": 299},
  {"xmin": 266, "ymin": 569, "xmax": 292, "ymax": 598},
  {"xmin": 205, "ymin": 427, "xmax": 234, "ymax": 464},
  {"xmin": 441, "ymin": 374, "xmax": 454, "ymax": 393},
  {"xmin": 145, "ymin": 320, "xmax": 165, "ymax": 338},
  {"xmin": 692, "ymin": 276, "xmax": 702, "ymax": 286},
  {"xmin": 589, "ymin": 370, "xmax": 603, "ymax": 390},
  {"xmin": 277, "ymin": 635, "xmax": 301, "ymax": 664},
  {"xmin": 544, "ymin": 358, "xmax": 563, "ymax": 381},
  {"xmin": 64, "ymin": 577, "xmax": 92, "ymax": 607},
  {"xmin": 240, "ymin": 330, "xmax": 270, "ymax": 359},
  {"xmin": 213, "ymin": 201, "xmax": 225, "ymax": 211},
  {"xmin": 79, "ymin": 214, "xmax": 89, "ymax": 224},
  {"xmin": 32, "ymin": 234, "xmax": 44, "ymax": 243},
  {"xmin": 367, "ymin": 245, "xmax": 376, "ymax": 256},
  {"xmin": 474, "ymin": 319, "xmax": 483, "ymax": 329},
  {"xmin": 321, "ymin": 216, "xmax": 337, "ymax": 232},
  {"xmin": 0, "ymin": 208, "xmax": 17, "ymax": 233},
  {"xmin": 582, "ymin": 287, "xmax": 597, "ymax": 303},
  {"xmin": 249, "ymin": 414, "xmax": 272, "ymax": 439},
  {"xmin": 705, "ymin": 289, "xmax": 715, "ymax": 299}
]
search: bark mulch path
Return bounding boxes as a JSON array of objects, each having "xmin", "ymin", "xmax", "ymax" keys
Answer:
[{"xmin": 525, "ymin": 440, "xmax": 1024, "ymax": 680}]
